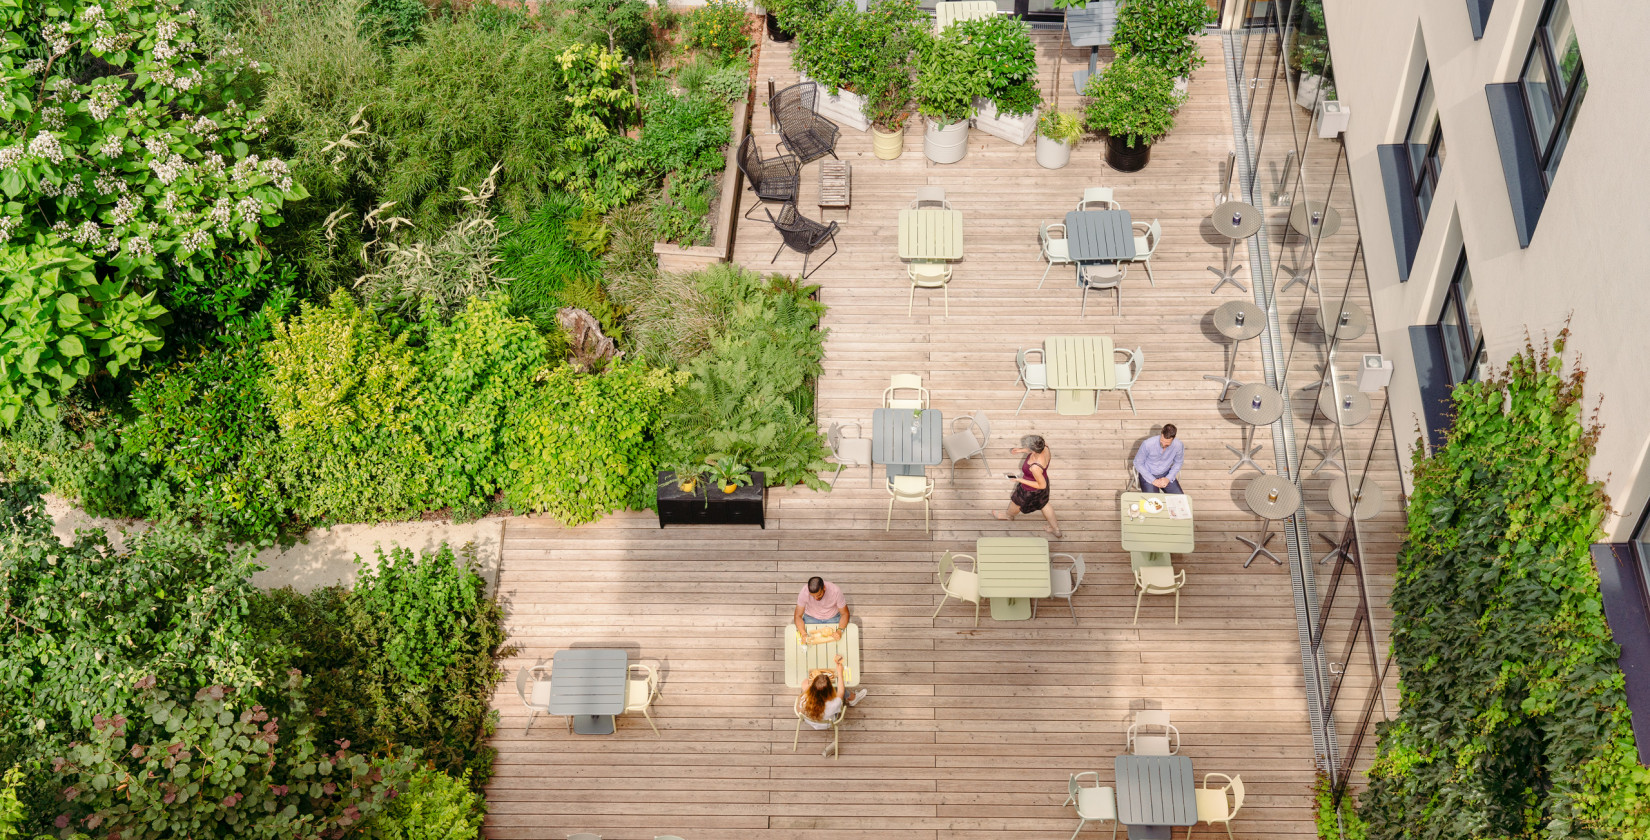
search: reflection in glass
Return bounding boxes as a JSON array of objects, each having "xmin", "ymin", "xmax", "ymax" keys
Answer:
[
  {"xmin": 1522, "ymin": 49, "xmax": 1558, "ymax": 156},
  {"xmin": 1438, "ymin": 252, "xmax": 1484, "ymax": 384}
]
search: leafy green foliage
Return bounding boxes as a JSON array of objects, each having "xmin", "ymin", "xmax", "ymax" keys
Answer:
[
  {"xmin": 1112, "ymin": 0, "xmax": 1216, "ymax": 79},
  {"xmin": 682, "ymin": 0, "xmax": 753, "ymax": 66},
  {"xmin": 0, "ymin": 245, "xmax": 166, "ymax": 424},
  {"xmin": 1314, "ymin": 773, "xmax": 1368, "ymax": 840},
  {"xmin": 497, "ymin": 196, "xmax": 623, "ymax": 340},
  {"xmin": 636, "ymin": 79, "xmax": 732, "ymax": 246},
  {"xmin": 567, "ymin": 0, "xmax": 662, "ymax": 62},
  {"xmin": 952, "ymin": 15, "xmax": 1040, "ymax": 116},
  {"xmin": 352, "ymin": 545, "xmax": 488, "ymax": 687},
  {"xmin": 0, "ymin": 767, "xmax": 23, "ymax": 839},
  {"xmin": 1037, "ymin": 111, "xmax": 1084, "ymax": 143},
  {"xmin": 48, "ymin": 676, "xmax": 414, "ymax": 840},
  {"xmin": 365, "ymin": 768, "xmax": 485, "ymax": 840},
  {"xmin": 915, "ymin": 25, "xmax": 980, "ymax": 124},
  {"xmin": 356, "ymin": 179, "xmax": 508, "ymax": 324},
  {"xmin": 160, "ymin": 255, "xmax": 299, "ymax": 348},
  {"xmin": 1362, "ymin": 333, "xmax": 1650, "ymax": 839},
  {"xmin": 262, "ymin": 291, "xmax": 432, "ymax": 522},
  {"xmin": 505, "ymin": 363, "xmax": 682, "ymax": 524},
  {"xmin": 360, "ymin": 0, "xmax": 429, "ymax": 47},
  {"xmin": 1082, "ymin": 56, "xmax": 1185, "ymax": 146}
]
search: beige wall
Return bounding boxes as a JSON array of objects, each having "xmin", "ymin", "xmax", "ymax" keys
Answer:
[{"xmin": 1325, "ymin": 0, "xmax": 1650, "ymax": 539}]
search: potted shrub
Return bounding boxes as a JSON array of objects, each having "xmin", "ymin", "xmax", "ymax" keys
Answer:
[
  {"xmin": 1082, "ymin": 55, "xmax": 1185, "ymax": 172},
  {"xmin": 708, "ymin": 458, "xmax": 753, "ymax": 494},
  {"xmin": 850, "ymin": 0, "xmax": 926, "ymax": 158},
  {"xmin": 1111, "ymin": 0, "xmax": 1217, "ymax": 97},
  {"xmin": 863, "ymin": 64, "xmax": 915, "ymax": 160},
  {"xmin": 958, "ymin": 15, "xmax": 1042, "ymax": 146},
  {"xmin": 1036, "ymin": 111, "xmax": 1083, "ymax": 169},
  {"xmin": 915, "ymin": 26, "xmax": 978, "ymax": 164},
  {"xmin": 668, "ymin": 460, "xmax": 708, "ymax": 493}
]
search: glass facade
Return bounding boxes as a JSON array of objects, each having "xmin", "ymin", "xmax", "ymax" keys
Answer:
[{"xmin": 1521, "ymin": 0, "xmax": 1586, "ymax": 188}]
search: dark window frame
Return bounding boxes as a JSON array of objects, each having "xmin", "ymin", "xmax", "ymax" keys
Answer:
[
  {"xmin": 1519, "ymin": 0, "xmax": 1585, "ymax": 191},
  {"xmin": 1634, "ymin": 503, "xmax": 1650, "ymax": 609},
  {"xmin": 1437, "ymin": 250, "xmax": 1485, "ymax": 384},
  {"xmin": 1405, "ymin": 67, "xmax": 1445, "ymax": 227}
]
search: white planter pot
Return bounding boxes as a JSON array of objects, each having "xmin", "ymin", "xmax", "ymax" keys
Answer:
[
  {"xmin": 1296, "ymin": 73, "xmax": 1324, "ymax": 110},
  {"xmin": 799, "ymin": 73, "xmax": 871, "ymax": 132},
  {"xmin": 971, "ymin": 98, "xmax": 1037, "ymax": 146},
  {"xmin": 924, "ymin": 119, "xmax": 969, "ymax": 164},
  {"xmin": 1035, "ymin": 135, "xmax": 1073, "ymax": 169}
]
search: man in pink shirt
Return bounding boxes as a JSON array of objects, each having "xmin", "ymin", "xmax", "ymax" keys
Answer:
[{"xmin": 793, "ymin": 576, "xmax": 850, "ymax": 639}]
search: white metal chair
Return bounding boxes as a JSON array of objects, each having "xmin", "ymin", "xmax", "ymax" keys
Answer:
[
  {"xmin": 941, "ymin": 412, "xmax": 991, "ymax": 485},
  {"xmin": 886, "ymin": 474, "xmax": 934, "ymax": 532},
  {"xmin": 1076, "ymin": 187, "xmax": 1117, "ymax": 211},
  {"xmin": 515, "ymin": 665, "xmax": 562, "ymax": 734},
  {"xmin": 1113, "ymin": 347, "xmax": 1143, "ymax": 416},
  {"xmin": 1034, "ymin": 553, "xmax": 1085, "ymax": 624},
  {"xmin": 1133, "ymin": 566, "xmax": 1186, "ymax": 624},
  {"xmin": 883, "ymin": 374, "xmax": 929, "ymax": 409},
  {"xmin": 826, "ymin": 421, "xmax": 874, "ymax": 488},
  {"xmin": 1131, "ymin": 218, "xmax": 1161, "ymax": 285},
  {"xmin": 1190, "ymin": 773, "xmax": 1245, "ymax": 840},
  {"xmin": 1079, "ymin": 262, "xmax": 1125, "ymax": 318},
  {"xmin": 792, "ymin": 690, "xmax": 848, "ymax": 758},
  {"xmin": 624, "ymin": 663, "xmax": 660, "ymax": 736},
  {"xmin": 1016, "ymin": 348, "xmax": 1049, "ymax": 415},
  {"xmin": 1038, "ymin": 222, "xmax": 1077, "ymax": 289},
  {"xmin": 1063, "ymin": 771, "xmax": 1118, "ymax": 840},
  {"xmin": 910, "ymin": 186, "xmax": 951, "ymax": 209},
  {"xmin": 908, "ymin": 261, "xmax": 951, "ymax": 316},
  {"xmin": 932, "ymin": 550, "xmax": 981, "ymax": 626},
  {"xmin": 1126, "ymin": 709, "xmax": 1181, "ymax": 755}
]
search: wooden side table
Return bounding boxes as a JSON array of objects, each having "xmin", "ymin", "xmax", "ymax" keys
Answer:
[{"xmin": 818, "ymin": 161, "xmax": 850, "ymax": 220}]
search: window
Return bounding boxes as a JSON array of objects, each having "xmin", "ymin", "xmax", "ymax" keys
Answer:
[
  {"xmin": 1437, "ymin": 251, "xmax": 1485, "ymax": 383},
  {"xmin": 1405, "ymin": 67, "xmax": 1445, "ymax": 226},
  {"xmin": 1520, "ymin": 0, "xmax": 1585, "ymax": 190},
  {"xmin": 1635, "ymin": 504, "xmax": 1650, "ymax": 591}
]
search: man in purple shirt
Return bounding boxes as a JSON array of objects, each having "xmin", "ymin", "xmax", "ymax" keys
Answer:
[
  {"xmin": 794, "ymin": 576, "xmax": 851, "ymax": 639},
  {"xmin": 1133, "ymin": 423, "xmax": 1184, "ymax": 494}
]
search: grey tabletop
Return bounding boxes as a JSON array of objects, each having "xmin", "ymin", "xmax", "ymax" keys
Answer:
[
  {"xmin": 1064, "ymin": 210, "xmax": 1136, "ymax": 262},
  {"xmin": 1317, "ymin": 388, "xmax": 1372, "ymax": 426},
  {"xmin": 1213, "ymin": 300, "xmax": 1266, "ymax": 341},
  {"xmin": 547, "ymin": 649, "xmax": 629, "ymax": 715},
  {"xmin": 1329, "ymin": 477, "xmax": 1387, "ymax": 520},
  {"xmin": 1115, "ymin": 755, "xmax": 1198, "ymax": 834},
  {"xmin": 1289, "ymin": 200, "xmax": 1343, "ymax": 238},
  {"xmin": 1244, "ymin": 475, "xmax": 1301, "ymax": 521},
  {"xmin": 1211, "ymin": 201, "xmax": 1263, "ymax": 240},
  {"xmin": 1230, "ymin": 383, "xmax": 1284, "ymax": 426},
  {"xmin": 1315, "ymin": 303, "xmax": 1369, "ymax": 341},
  {"xmin": 872, "ymin": 408, "xmax": 943, "ymax": 468}
]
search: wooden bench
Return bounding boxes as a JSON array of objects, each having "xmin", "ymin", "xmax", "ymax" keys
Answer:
[{"xmin": 818, "ymin": 161, "xmax": 850, "ymax": 220}]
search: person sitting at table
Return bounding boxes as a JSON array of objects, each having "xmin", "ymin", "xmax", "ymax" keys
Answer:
[
  {"xmin": 799, "ymin": 654, "xmax": 867, "ymax": 756},
  {"xmin": 794, "ymin": 576, "xmax": 851, "ymax": 641},
  {"xmin": 1134, "ymin": 423, "xmax": 1185, "ymax": 494}
]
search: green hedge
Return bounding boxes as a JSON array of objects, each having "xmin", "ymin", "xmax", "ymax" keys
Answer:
[{"xmin": 1363, "ymin": 333, "xmax": 1650, "ymax": 839}]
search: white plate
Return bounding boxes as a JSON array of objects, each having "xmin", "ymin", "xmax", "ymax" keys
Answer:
[{"xmin": 1142, "ymin": 498, "xmax": 1165, "ymax": 514}]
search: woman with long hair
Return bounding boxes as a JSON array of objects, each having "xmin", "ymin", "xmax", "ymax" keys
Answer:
[
  {"xmin": 993, "ymin": 434, "xmax": 1062, "ymax": 539},
  {"xmin": 798, "ymin": 655, "xmax": 867, "ymax": 757}
]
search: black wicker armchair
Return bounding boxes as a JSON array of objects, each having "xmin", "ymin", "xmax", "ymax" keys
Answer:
[
  {"xmin": 765, "ymin": 203, "xmax": 839, "ymax": 280},
  {"xmin": 770, "ymin": 82, "xmax": 841, "ymax": 165},
  {"xmin": 736, "ymin": 134, "xmax": 802, "ymax": 221}
]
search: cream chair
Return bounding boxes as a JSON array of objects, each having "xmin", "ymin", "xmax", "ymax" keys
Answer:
[
  {"xmin": 624, "ymin": 663, "xmax": 660, "ymax": 736},
  {"xmin": 1133, "ymin": 566, "xmax": 1186, "ymax": 624},
  {"xmin": 826, "ymin": 421, "xmax": 873, "ymax": 488},
  {"xmin": 1130, "ymin": 218, "xmax": 1161, "ymax": 285},
  {"xmin": 1077, "ymin": 187, "xmax": 1117, "ymax": 211},
  {"xmin": 1039, "ymin": 222, "xmax": 1076, "ymax": 289},
  {"xmin": 1190, "ymin": 773, "xmax": 1244, "ymax": 840},
  {"xmin": 941, "ymin": 412, "xmax": 991, "ymax": 485},
  {"xmin": 1016, "ymin": 348, "xmax": 1049, "ymax": 415},
  {"xmin": 792, "ymin": 690, "xmax": 847, "ymax": 758},
  {"xmin": 1126, "ymin": 709, "xmax": 1181, "ymax": 755},
  {"xmin": 883, "ymin": 374, "xmax": 929, "ymax": 409},
  {"xmin": 1035, "ymin": 553, "xmax": 1085, "ymax": 624},
  {"xmin": 515, "ymin": 665, "xmax": 563, "ymax": 734},
  {"xmin": 932, "ymin": 550, "xmax": 981, "ymax": 626},
  {"xmin": 886, "ymin": 474, "xmax": 935, "ymax": 532},
  {"xmin": 910, "ymin": 185, "xmax": 951, "ymax": 210},
  {"xmin": 1079, "ymin": 262, "xmax": 1125, "ymax": 318},
  {"xmin": 1113, "ymin": 347, "xmax": 1143, "ymax": 416},
  {"xmin": 908, "ymin": 261, "xmax": 952, "ymax": 317},
  {"xmin": 1063, "ymin": 771, "xmax": 1118, "ymax": 840}
]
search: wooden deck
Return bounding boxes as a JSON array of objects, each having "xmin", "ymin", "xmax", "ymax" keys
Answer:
[{"xmin": 483, "ymin": 33, "xmax": 1405, "ymax": 840}]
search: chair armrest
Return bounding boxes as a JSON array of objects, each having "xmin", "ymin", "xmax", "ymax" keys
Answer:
[
  {"xmin": 1203, "ymin": 772, "xmax": 1234, "ymax": 788},
  {"xmin": 1051, "ymin": 553, "xmax": 1080, "ymax": 563},
  {"xmin": 949, "ymin": 552, "xmax": 977, "ymax": 570}
]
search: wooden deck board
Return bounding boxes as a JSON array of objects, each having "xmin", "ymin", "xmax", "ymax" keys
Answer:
[{"xmin": 484, "ymin": 33, "xmax": 1402, "ymax": 840}]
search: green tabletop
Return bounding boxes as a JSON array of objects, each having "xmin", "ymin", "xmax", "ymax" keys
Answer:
[
  {"xmin": 785, "ymin": 623, "xmax": 860, "ymax": 688},
  {"xmin": 1120, "ymin": 492, "xmax": 1195, "ymax": 553},
  {"xmin": 976, "ymin": 536, "xmax": 1051, "ymax": 620},
  {"xmin": 898, "ymin": 208, "xmax": 964, "ymax": 261}
]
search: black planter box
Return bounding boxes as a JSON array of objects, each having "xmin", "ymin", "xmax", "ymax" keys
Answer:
[{"xmin": 657, "ymin": 470, "xmax": 767, "ymax": 529}]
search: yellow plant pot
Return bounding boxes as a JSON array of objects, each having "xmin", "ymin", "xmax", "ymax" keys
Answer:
[
  {"xmin": 679, "ymin": 479, "xmax": 697, "ymax": 493},
  {"xmin": 722, "ymin": 484, "xmax": 738, "ymax": 494},
  {"xmin": 871, "ymin": 126, "xmax": 905, "ymax": 160}
]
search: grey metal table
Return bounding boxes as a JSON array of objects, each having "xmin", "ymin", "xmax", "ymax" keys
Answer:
[
  {"xmin": 1063, "ymin": 210, "xmax": 1136, "ymax": 264},
  {"xmin": 1206, "ymin": 301, "xmax": 1267, "ymax": 400},
  {"xmin": 1209, "ymin": 200, "xmax": 1262, "ymax": 293},
  {"xmin": 1241, "ymin": 474, "xmax": 1301, "ymax": 568},
  {"xmin": 1114, "ymin": 754, "xmax": 1197, "ymax": 840},
  {"xmin": 1279, "ymin": 201, "xmax": 1341, "ymax": 294},
  {"xmin": 1321, "ymin": 476, "xmax": 1387, "ymax": 565},
  {"xmin": 547, "ymin": 649, "xmax": 629, "ymax": 735},
  {"xmin": 1228, "ymin": 383, "xmax": 1282, "ymax": 474},
  {"xmin": 872, "ymin": 407, "xmax": 943, "ymax": 480},
  {"xmin": 1317, "ymin": 387, "xmax": 1372, "ymax": 426},
  {"xmin": 1315, "ymin": 302, "xmax": 1369, "ymax": 342}
]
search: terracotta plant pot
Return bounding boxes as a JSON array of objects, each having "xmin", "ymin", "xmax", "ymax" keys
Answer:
[
  {"xmin": 1106, "ymin": 134, "xmax": 1152, "ymax": 172},
  {"xmin": 872, "ymin": 126, "xmax": 905, "ymax": 160}
]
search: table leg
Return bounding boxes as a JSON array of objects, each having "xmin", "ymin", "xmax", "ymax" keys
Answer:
[
  {"xmin": 571, "ymin": 714, "xmax": 616, "ymax": 735},
  {"xmin": 989, "ymin": 596, "xmax": 1035, "ymax": 621},
  {"xmin": 1238, "ymin": 518, "xmax": 1283, "ymax": 567},
  {"xmin": 1207, "ymin": 238, "xmax": 1249, "ymax": 293}
]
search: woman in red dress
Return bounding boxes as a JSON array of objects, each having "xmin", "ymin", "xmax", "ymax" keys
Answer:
[{"xmin": 992, "ymin": 434, "xmax": 1062, "ymax": 539}]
